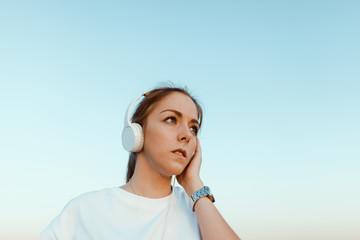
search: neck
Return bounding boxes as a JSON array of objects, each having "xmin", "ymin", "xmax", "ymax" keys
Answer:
[{"xmin": 123, "ymin": 154, "xmax": 173, "ymax": 199}]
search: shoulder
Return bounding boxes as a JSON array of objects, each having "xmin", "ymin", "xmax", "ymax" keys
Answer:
[
  {"xmin": 40, "ymin": 188, "xmax": 119, "ymax": 240},
  {"xmin": 67, "ymin": 187, "xmax": 117, "ymax": 206},
  {"xmin": 173, "ymin": 186, "xmax": 193, "ymax": 211},
  {"xmin": 173, "ymin": 186, "xmax": 189, "ymax": 199},
  {"xmin": 168, "ymin": 187, "xmax": 201, "ymax": 237}
]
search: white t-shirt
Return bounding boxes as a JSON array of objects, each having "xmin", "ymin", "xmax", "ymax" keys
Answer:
[{"xmin": 41, "ymin": 186, "xmax": 202, "ymax": 240}]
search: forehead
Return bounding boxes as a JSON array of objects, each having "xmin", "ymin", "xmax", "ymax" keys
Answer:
[{"xmin": 152, "ymin": 92, "xmax": 198, "ymax": 118}]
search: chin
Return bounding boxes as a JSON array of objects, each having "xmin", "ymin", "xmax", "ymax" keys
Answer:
[
  {"xmin": 171, "ymin": 165, "xmax": 188, "ymax": 176},
  {"xmin": 162, "ymin": 164, "xmax": 186, "ymax": 177}
]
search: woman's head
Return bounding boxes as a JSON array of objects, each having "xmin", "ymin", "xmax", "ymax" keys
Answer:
[{"xmin": 126, "ymin": 85, "xmax": 203, "ymax": 182}]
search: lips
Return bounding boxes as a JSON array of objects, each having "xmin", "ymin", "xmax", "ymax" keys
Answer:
[{"xmin": 172, "ymin": 148, "xmax": 187, "ymax": 158}]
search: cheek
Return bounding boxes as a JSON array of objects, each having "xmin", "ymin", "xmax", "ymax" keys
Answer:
[{"xmin": 143, "ymin": 124, "xmax": 169, "ymax": 152}]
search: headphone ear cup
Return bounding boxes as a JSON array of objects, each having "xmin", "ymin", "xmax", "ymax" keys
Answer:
[{"xmin": 122, "ymin": 123, "xmax": 144, "ymax": 152}]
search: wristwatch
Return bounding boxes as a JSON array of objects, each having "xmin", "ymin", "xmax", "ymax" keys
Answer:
[{"xmin": 190, "ymin": 186, "xmax": 215, "ymax": 211}]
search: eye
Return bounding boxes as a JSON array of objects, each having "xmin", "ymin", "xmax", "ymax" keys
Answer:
[
  {"xmin": 190, "ymin": 125, "xmax": 199, "ymax": 135},
  {"xmin": 164, "ymin": 116, "xmax": 177, "ymax": 124}
]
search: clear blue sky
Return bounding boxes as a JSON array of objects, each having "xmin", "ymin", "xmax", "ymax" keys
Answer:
[{"xmin": 1, "ymin": 1, "xmax": 359, "ymax": 239}]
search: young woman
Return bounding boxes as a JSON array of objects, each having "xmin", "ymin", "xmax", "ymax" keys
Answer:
[{"xmin": 41, "ymin": 85, "xmax": 240, "ymax": 240}]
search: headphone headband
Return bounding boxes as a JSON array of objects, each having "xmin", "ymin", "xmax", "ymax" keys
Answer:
[{"xmin": 124, "ymin": 91, "xmax": 148, "ymax": 127}]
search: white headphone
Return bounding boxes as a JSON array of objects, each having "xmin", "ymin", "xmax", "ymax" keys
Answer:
[{"xmin": 122, "ymin": 91, "xmax": 149, "ymax": 152}]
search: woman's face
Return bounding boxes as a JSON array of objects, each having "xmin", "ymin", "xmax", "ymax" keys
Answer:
[{"xmin": 140, "ymin": 92, "xmax": 199, "ymax": 178}]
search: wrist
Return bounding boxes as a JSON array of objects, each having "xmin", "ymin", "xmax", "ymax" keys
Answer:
[{"xmin": 183, "ymin": 178, "xmax": 204, "ymax": 197}]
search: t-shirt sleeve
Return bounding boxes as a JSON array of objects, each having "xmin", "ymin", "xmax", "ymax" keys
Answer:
[{"xmin": 40, "ymin": 200, "xmax": 79, "ymax": 240}]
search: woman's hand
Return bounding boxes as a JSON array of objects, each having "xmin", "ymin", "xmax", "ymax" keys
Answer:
[
  {"xmin": 176, "ymin": 138, "xmax": 205, "ymax": 197},
  {"xmin": 177, "ymin": 138, "xmax": 241, "ymax": 239}
]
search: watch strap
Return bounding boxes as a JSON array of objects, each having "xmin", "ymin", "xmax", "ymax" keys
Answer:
[{"xmin": 190, "ymin": 186, "xmax": 215, "ymax": 211}]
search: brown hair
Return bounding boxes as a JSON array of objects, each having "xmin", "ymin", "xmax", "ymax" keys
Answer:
[{"xmin": 125, "ymin": 84, "xmax": 203, "ymax": 183}]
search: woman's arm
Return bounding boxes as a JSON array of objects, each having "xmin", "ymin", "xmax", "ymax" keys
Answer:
[{"xmin": 177, "ymin": 139, "xmax": 240, "ymax": 240}]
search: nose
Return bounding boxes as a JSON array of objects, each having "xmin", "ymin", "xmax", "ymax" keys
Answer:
[{"xmin": 178, "ymin": 124, "xmax": 192, "ymax": 143}]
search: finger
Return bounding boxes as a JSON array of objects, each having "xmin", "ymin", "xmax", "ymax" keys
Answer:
[
  {"xmin": 190, "ymin": 139, "xmax": 202, "ymax": 169},
  {"xmin": 194, "ymin": 138, "xmax": 201, "ymax": 160},
  {"xmin": 196, "ymin": 138, "xmax": 201, "ymax": 153}
]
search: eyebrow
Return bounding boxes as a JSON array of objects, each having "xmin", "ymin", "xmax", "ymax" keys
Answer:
[{"xmin": 160, "ymin": 109, "xmax": 199, "ymax": 125}]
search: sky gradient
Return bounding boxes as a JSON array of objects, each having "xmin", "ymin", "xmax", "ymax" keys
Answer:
[{"xmin": 1, "ymin": 1, "xmax": 359, "ymax": 239}]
